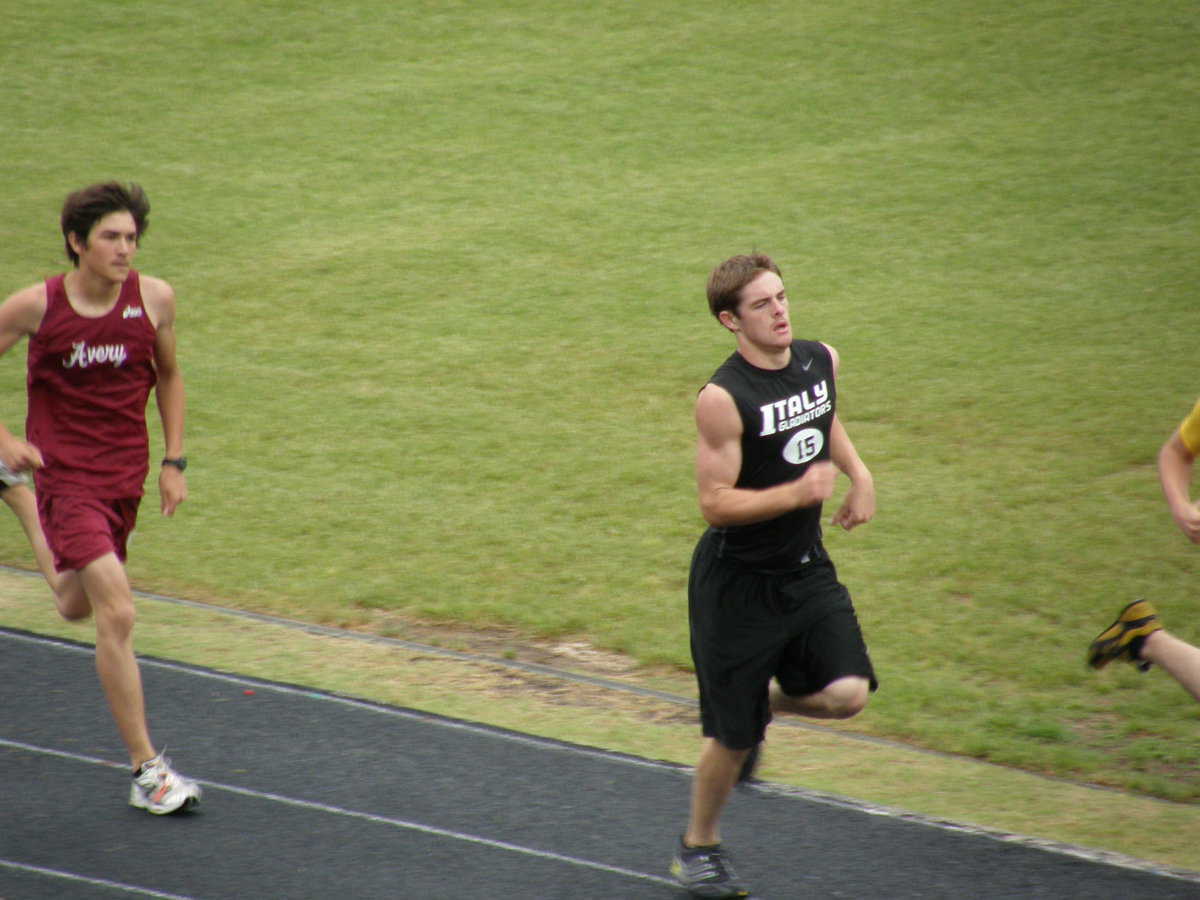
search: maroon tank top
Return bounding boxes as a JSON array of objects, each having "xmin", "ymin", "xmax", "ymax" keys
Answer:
[{"xmin": 26, "ymin": 271, "xmax": 158, "ymax": 498}]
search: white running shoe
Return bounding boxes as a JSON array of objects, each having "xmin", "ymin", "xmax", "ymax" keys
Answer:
[
  {"xmin": 129, "ymin": 752, "xmax": 202, "ymax": 814},
  {"xmin": 0, "ymin": 460, "xmax": 29, "ymax": 489}
]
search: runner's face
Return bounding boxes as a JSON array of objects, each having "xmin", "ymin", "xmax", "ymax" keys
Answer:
[
  {"xmin": 725, "ymin": 272, "xmax": 791, "ymax": 349},
  {"xmin": 73, "ymin": 211, "xmax": 138, "ymax": 281}
]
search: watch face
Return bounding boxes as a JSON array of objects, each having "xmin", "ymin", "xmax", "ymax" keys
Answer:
[{"xmin": 164, "ymin": 457, "xmax": 187, "ymax": 471}]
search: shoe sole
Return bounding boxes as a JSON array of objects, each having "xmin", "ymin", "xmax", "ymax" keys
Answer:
[{"xmin": 131, "ymin": 789, "xmax": 202, "ymax": 815}]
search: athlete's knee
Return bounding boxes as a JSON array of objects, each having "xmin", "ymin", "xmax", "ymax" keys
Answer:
[
  {"xmin": 54, "ymin": 574, "xmax": 91, "ymax": 621},
  {"xmin": 91, "ymin": 593, "xmax": 136, "ymax": 638},
  {"xmin": 77, "ymin": 555, "xmax": 137, "ymax": 633},
  {"xmin": 55, "ymin": 594, "xmax": 92, "ymax": 621},
  {"xmin": 772, "ymin": 676, "xmax": 870, "ymax": 719},
  {"xmin": 823, "ymin": 676, "xmax": 870, "ymax": 719}
]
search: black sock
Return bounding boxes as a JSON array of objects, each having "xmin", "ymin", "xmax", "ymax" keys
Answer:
[{"xmin": 1129, "ymin": 634, "xmax": 1148, "ymax": 661}]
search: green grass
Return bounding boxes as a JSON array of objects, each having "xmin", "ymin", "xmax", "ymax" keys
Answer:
[{"xmin": 0, "ymin": 0, "xmax": 1198, "ymax": 806}]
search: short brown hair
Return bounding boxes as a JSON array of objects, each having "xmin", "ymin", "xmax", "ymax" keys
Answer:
[
  {"xmin": 61, "ymin": 182, "xmax": 150, "ymax": 266},
  {"xmin": 705, "ymin": 253, "xmax": 782, "ymax": 320}
]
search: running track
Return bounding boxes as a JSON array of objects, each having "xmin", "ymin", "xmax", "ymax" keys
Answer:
[{"xmin": 1, "ymin": 626, "xmax": 1197, "ymax": 899}]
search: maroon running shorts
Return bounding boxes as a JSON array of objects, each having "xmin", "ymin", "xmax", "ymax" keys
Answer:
[{"xmin": 36, "ymin": 493, "xmax": 141, "ymax": 572}]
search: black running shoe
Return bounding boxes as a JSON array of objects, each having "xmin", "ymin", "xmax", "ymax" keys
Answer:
[
  {"xmin": 1088, "ymin": 599, "xmax": 1161, "ymax": 672},
  {"xmin": 670, "ymin": 840, "xmax": 750, "ymax": 899}
]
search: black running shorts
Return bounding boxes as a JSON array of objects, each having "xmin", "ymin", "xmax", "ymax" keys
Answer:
[{"xmin": 687, "ymin": 532, "xmax": 877, "ymax": 750}]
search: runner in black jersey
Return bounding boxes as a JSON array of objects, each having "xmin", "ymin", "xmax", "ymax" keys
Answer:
[{"xmin": 671, "ymin": 254, "xmax": 878, "ymax": 899}]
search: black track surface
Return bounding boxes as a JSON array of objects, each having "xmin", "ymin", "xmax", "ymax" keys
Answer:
[{"xmin": 1, "ymin": 627, "xmax": 1195, "ymax": 899}]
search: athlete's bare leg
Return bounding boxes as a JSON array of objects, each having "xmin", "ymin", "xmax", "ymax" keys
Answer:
[
  {"xmin": 2, "ymin": 486, "xmax": 58, "ymax": 591},
  {"xmin": 770, "ymin": 674, "xmax": 870, "ymax": 719},
  {"xmin": 683, "ymin": 676, "xmax": 869, "ymax": 847},
  {"xmin": 683, "ymin": 738, "xmax": 752, "ymax": 847},
  {"xmin": 77, "ymin": 552, "xmax": 156, "ymax": 769},
  {"xmin": 1141, "ymin": 630, "xmax": 1200, "ymax": 702},
  {"xmin": 52, "ymin": 569, "xmax": 90, "ymax": 621}
]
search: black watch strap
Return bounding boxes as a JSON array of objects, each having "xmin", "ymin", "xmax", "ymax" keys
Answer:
[{"xmin": 162, "ymin": 456, "xmax": 187, "ymax": 472}]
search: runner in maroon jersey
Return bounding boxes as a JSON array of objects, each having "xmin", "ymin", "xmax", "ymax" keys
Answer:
[
  {"xmin": 0, "ymin": 182, "xmax": 200, "ymax": 813},
  {"xmin": 0, "ymin": 460, "xmax": 57, "ymax": 589}
]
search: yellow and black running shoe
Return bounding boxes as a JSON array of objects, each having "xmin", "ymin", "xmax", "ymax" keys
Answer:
[{"xmin": 1087, "ymin": 599, "xmax": 1161, "ymax": 672}]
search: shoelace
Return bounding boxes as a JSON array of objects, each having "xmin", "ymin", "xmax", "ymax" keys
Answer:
[{"xmin": 137, "ymin": 752, "xmax": 174, "ymax": 786}]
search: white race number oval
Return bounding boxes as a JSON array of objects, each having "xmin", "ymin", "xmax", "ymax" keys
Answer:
[{"xmin": 782, "ymin": 428, "xmax": 824, "ymax": 465}]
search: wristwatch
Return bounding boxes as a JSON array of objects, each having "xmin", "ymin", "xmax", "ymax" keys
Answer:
[{"xmin": 161, "ymin": 456, "xmax": 187, "ymax": 472}]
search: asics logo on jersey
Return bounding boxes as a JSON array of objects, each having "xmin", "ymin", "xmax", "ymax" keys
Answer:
[
  {"xmin": 758, "ymin": 381, "xmax": 831, "ymax": 436},
  {"xmin": 63, "ymin": 340, "xmax": 128, "ymax": 369},
  {"xmin": 122, "ymin": 305, "xmax": 143, "ymax": 319}
]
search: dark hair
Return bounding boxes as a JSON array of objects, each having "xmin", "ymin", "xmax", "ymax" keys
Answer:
[
  {"xmin": 60, "ymin": 182, "xmax": 150, "ymax": 266},
  {"xmin": 705, "ymin": 253, "xmax": 782, "ymax": 320}
]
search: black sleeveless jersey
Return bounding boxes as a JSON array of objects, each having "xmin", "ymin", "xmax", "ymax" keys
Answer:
[{"xmin": 704, "ymin": 340, "xmax": 836, "ymax": 572}]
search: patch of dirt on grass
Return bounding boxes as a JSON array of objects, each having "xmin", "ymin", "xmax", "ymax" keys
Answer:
[
  {"xmin": 440, "ymin": 659, "xmax": 697, "ymax": 725},
  {"xmin": 341, "ymin": 610, "xmax": 700, "ymax": 723},
  {"xmin": 350, "ymin": 611, "xmax": 664, "ymax": 682}
]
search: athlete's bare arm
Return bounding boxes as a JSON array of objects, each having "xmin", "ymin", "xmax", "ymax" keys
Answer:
[
  {"xmin": 819, "ymin": 343, "xmax": 875, "ymax": 530},
  {"xmin": 144, "ymin": 277, "xmax": 187, "ymax": 517},
  {"xmin": 1159, "ymin": 429, "xmax": 1200, "ymax": 544},
  {"xmin": 0, "ymin": 285, "xmax": 47, "ymax": 472},
  {"xmin": 829, "ymin": 413, "xmax": 875, "ymax": 530},
  {"xmin": 695, "ymin": 382, "xmax": 835, "ymax": 528}
]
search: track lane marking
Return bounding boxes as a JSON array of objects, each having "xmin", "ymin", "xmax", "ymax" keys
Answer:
[
  {"xmin": 4, "ymin": 625, "xmax": 1197, "ymax": 886},
  {"xmin": 0, "ymin": 858, "xmax": 207, "ymax": 900},
  {"xmin": 0, "ymin": 738, "xmax": 675, "ymax": 889}
]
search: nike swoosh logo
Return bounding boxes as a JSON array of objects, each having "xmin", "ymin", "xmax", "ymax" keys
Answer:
[{"xmin": 801, "ymin": 358, "xmax": 813, "ymax": 371}]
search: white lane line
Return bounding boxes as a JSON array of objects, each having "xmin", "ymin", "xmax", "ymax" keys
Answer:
[
  {"xmin": 0, "ymin": 858, "xmax": 207, "ymax": 899},
  {"xmin": 0, "ymin": 627, "xmax": 677, "ymax": 771},
  {"xmin": 4, "ymin": 627, "xmax": 1198, "ymax": 885},
  {"xmin": 0, "ymin": 738, "xmax": 675, "ymax": 889}
]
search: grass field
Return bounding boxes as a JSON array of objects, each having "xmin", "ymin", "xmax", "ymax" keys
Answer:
[{"xmin": 0, "ymin": 0, "xmax": 1197, "ymax": 815}]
